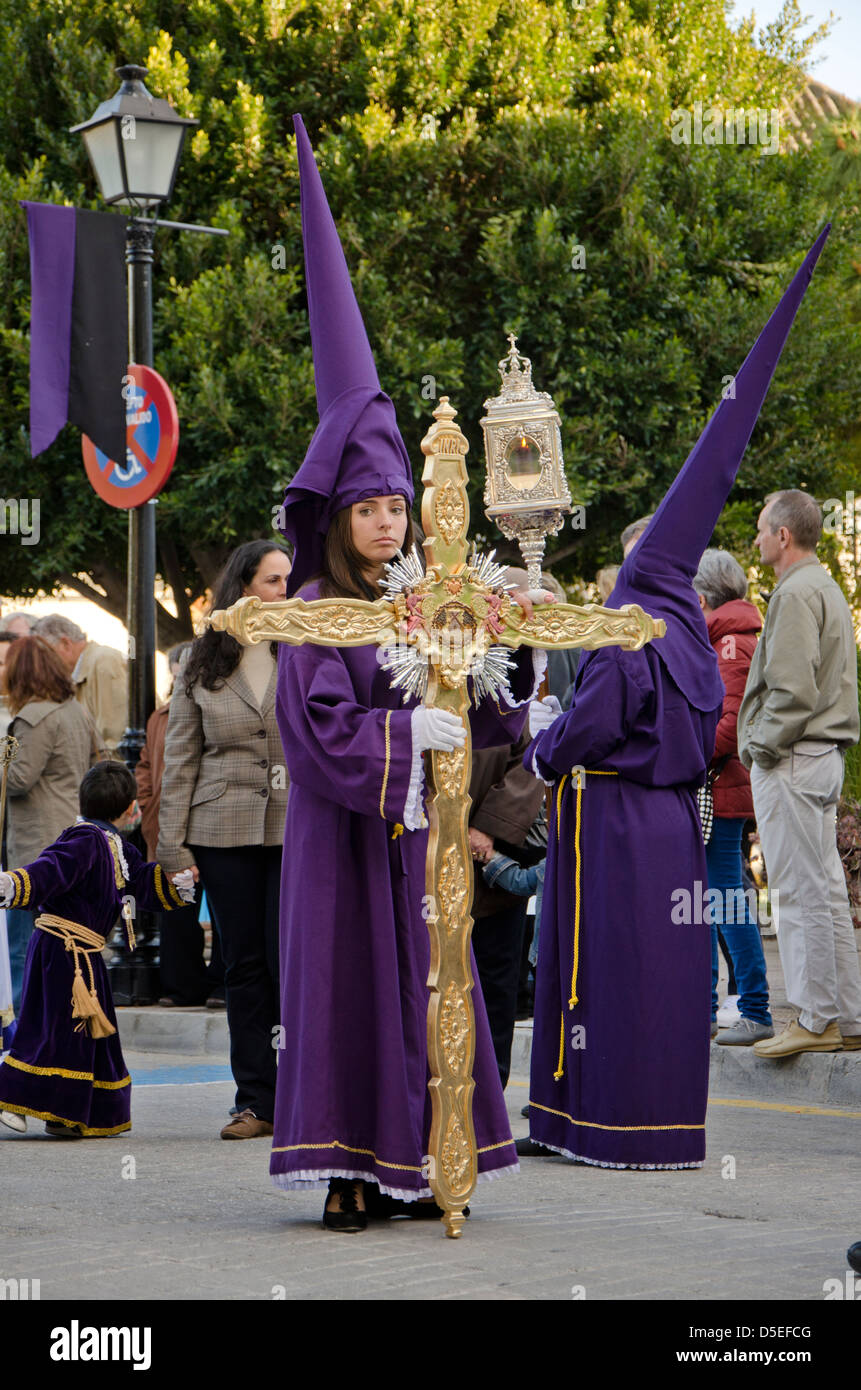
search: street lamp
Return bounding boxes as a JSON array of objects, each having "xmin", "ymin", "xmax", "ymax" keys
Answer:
[
  {"xmin": 70, "ymin": 64, "xmax": 196, "ymax": 208},
  {"xmin": 71, "ymin": 66, "xmax": 197, "ymax": 1003}
]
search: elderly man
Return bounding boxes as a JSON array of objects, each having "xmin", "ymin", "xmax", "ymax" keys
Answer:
[
  {"xmin": 738, "ymin": 490, "xmax": 861, "ymax": 1057},
  {"xmin": 34, "ymin": 615, "xmax": 127, "ymax": 753}
]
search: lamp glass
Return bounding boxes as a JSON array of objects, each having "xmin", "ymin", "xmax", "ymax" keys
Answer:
[
  {"xmin": 504, "ymin": 434, "xmax": 542, "ymax": 491},
  {"xmin": 82, "ymin": 122, "xmax": 125, "ymax": 202},
  {"xmin": 118, "ymin": 120, "xmax": 185, "ymax": 205}
]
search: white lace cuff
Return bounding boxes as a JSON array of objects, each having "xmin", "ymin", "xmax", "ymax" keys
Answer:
[
  {"xmin": 402, "ymin": 735, "xmax": 428, "ymax": 831},
  {"xmin": 499, "ymin": 648, "xmax": 547, "ymax": 710},
  {"xmin": 171, "ymin": 869, "xmax": 196, "ymax": 904}
]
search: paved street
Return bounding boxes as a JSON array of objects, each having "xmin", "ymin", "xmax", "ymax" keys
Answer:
[{"xmin": 2, "ymin": 1051, "xmax": 859, "ymax": 1303}]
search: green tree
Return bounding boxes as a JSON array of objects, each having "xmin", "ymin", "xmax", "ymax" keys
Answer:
[{"xmin": 0, "ymin": 0, "xmax": 857, "ymax": 642}]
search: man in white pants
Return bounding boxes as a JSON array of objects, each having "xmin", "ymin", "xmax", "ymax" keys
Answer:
[{"xmin": 738, "ymin": 490, "xmax": 861, "ymax": 1057}]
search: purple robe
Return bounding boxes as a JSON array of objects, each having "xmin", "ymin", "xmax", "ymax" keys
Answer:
[
  {"xmin": 270, "ymin": 585, "xmax": 537, "ymax": 1199},
  {"xmin": 526, "ymin": 644, "xmax": 719, "ymax": 1169},
  {"xmin": 0, "ymin": 821, "xmax": 185, "ymax": 1135}
]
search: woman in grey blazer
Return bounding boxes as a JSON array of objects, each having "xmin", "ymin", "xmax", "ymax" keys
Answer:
[{"xmin": 158, "ymin": 541, "xmax": 291, "ymax": 1139}]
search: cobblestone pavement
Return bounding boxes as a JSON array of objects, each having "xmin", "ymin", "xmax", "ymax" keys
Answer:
[{"xmin": 1, "ymin": 1062, "xmax": 859, "ymax": 1303}]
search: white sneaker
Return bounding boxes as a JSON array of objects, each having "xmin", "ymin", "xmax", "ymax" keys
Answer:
[
  {"xmin": 0, "ymin": 1110, "xmax": 27, "ymax": 1133},
  {"xmin": 717, "ymin": 994, "xmax": 741, "ymax": 1027}
]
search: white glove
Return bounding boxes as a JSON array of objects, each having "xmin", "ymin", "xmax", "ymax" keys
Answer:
[
  {"xmin": 0, "ymin": 872, "xmax": 13, "ymax": 907},
  {"xmin": 170, "ymin": 869, "xmax": 196, "ymax": 904},
  {"xmin": 528, "ymin": 695, "xmax": 563, "ymax": 739},
  {"xmin": 412, "ymin": 706, "xmax": 467, "ymax": 753}
]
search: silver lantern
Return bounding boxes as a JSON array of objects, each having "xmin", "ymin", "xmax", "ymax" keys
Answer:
[{"xmin": 480, "ymin": 334, "xmax": 572, "ymax": 590}]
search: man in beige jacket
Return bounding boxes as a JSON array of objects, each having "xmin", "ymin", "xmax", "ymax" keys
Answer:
[
  {"xmin": 738, "ymin": 489, "xmax": 861, "ymax": 1057},
  {"xmin": 34, "ymin": 615, "xmax": 127, "ymax": 754}
]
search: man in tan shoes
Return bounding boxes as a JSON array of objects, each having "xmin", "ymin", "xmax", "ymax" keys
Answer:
[{"xmin": 739, "ymin": 490, "xmax": 861, "ymax": 1058}]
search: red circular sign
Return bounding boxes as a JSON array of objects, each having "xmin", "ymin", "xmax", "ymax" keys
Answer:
[{"xmin": 82, "ymin": 364, "xmax": 179, "ymax": 508}]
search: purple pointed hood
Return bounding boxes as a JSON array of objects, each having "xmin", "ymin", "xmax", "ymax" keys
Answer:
[
  {"xmin": 279, "ymin": 115, "xmax": 414, "ymax": 596},
  {"xmin": 604, "ymin": 224, "xmax": 830, "ymax": 711}
]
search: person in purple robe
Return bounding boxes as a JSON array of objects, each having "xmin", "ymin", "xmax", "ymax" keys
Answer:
[
  {"xmin": 0, "ymin": 762, "xmax": 193, "ymax": 1138},
  {"xmin": 519, "ymin": 227, "xmax": 830, "ymax": 1169},
  {"xmin": 269, "ymin": 116, "xmax": 544, "ymax": 1231}
]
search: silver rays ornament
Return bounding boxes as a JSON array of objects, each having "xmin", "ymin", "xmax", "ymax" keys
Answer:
[{"xmin": 379, "ymin": 545, "xmax": 518, "ymax": 704}]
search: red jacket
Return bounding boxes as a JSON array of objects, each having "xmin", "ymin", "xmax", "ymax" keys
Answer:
[{"xmin": 706, "ymin": 599, "xmax": 762, "ymax": 819}]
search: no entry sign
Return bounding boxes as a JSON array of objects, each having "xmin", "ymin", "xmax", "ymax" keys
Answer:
[{"xmin": 82, "ymin": 364, "xmax": 179, "ymax": 508}]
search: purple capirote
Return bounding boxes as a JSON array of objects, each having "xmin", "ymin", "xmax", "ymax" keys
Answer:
[
  {"xmin": 604, "ymin": 223, "xmax": 831, "ymax": 712},
  {"xmin": 277, "ymin": 116, "xmax": 415, "ymax": 597}
]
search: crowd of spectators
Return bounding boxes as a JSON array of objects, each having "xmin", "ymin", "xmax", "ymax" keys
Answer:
[{"xmin": 2, "ymin": 485, "xmax": 859, "ymax": 1141}]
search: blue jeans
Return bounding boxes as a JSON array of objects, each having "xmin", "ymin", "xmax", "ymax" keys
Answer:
[
  {"xmin": 706, "ymin": 817, "xmax": 772, "ymax": 1026},
  {"xmin": 6, "ymin": 907, "xmax": 36, "ymax": 1015}
]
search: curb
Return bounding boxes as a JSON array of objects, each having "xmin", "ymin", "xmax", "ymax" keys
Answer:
[
  {"xmin": 511, "ymin": 1021, "xmax": 861, "ymax": 1107},
  {"xmin": 708, "ymin": 1039, "xmax": 861, "ymax": 1107},
  {"xmin": 117, "ymin": 1006, "xmax": 228, "ymax": 1056},
  {"xmin": 119, "ymin": 1008, "xmax": 861, "ymax": 1107}
]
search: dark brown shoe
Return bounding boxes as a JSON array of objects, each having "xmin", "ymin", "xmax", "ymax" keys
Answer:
[{"xmin": 220, "ymin": 1109, "xmax": 273, "ymax": 1140}]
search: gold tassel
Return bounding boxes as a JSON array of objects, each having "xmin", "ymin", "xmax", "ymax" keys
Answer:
[
  {"xmin": 36, "ymin": 913, "xmax": 117, "ymax": 1039},
  {"xmin": 122, "ymin": 901, "xmax": 136, "ymax": 951},
  {"xmin": 553, "ymin": 1011, "xmax": 565, "ymax": 1081},
  {"xmin": 86, "ymin": 1002, "xmax": 116, "ymax": 1039},
  {"xmin": 71, "ymin": 966, "xmax": 95, "ymax": 1022},
  {"xmin": 70, "ymin": 967, "xmax": 116, "ymax": 1039}
]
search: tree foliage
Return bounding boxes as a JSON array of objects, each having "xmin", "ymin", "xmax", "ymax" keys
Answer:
[{"xmin": 1, "ymin": 0, "xmax": 859, "ymax": 641}]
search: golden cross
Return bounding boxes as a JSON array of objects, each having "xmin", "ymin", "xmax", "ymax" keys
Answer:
[{"xmin": 210, "ymin": 396, "xmax": 664, "ymax": 1238}]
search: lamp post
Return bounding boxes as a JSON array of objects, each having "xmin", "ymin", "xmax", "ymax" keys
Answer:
[
  {"xmin": 71, "ymin": 67, "xmax": 197, "ymax": 1002},
  {"xmin": 71, "ymin": 64, "xmax": 197, "ymax": 768}
]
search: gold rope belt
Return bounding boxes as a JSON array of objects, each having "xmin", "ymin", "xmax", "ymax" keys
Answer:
[
  {"xmin": 35, "ymin": 914, "xmax": 116, "ymax": 1039},
  {"xmin": 553, "ymin": 769, "xmax": 619, "ymax": 1081}
]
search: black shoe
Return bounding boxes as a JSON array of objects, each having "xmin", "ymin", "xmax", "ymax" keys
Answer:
[
  {"xmin": 45, "ymin": 1121, "xmax": 83, "ymax": 1139},
  {"xmin": 848, "ymin": 1242, "xmax": 861, "ymax": 1275},
  {"xmin": 515, "ymin": 1136, "xmax": 555, "ymax": 1157},
  {"xmin": 520, "ymin": 1103, "xmax": 530, "ymax": 1118},
  {"xmin": 408, "ymin": 1200, "xmax": 470, "ymax": 1220},
  {"xmin": 206, "ymin": 995, "xmax": 226, "ymax": 1009},
  {"xmin": 362, "ymin": 1185, "xmax": 409, "ymax": 1219},
  {"xmin": 323, "ymin": 1179, "xmax": 367, "ymax": 1233}
]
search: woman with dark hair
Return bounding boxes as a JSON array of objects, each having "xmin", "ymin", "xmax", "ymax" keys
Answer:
[
  {"xmin": 157, "ymin": 540, "xmax": 291, "ymax": 1139},
  {"xmin": 1, "ymin": 637, "xmax": 102, "ymax": 1012}
]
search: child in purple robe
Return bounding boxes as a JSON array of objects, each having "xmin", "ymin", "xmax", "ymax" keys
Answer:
[{"xmin": 0, "ymin": 761, "xmax": 194, "ymax": 1138}]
